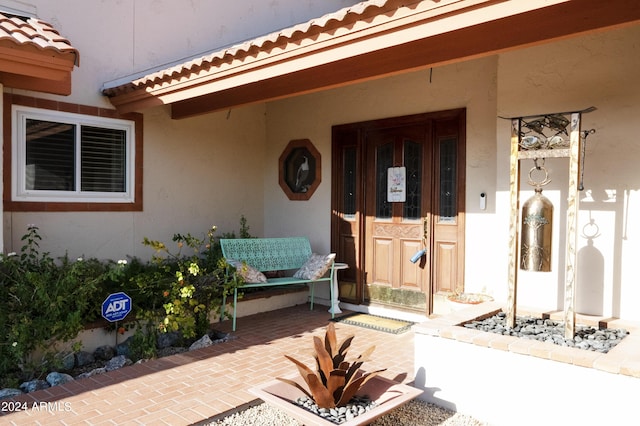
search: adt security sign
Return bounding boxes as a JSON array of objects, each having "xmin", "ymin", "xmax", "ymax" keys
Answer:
[{"xmin": 102, "ymin": 292, "xmax": 132, "ymax": 322}]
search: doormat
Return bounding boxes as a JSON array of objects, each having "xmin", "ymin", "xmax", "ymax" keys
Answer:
[{"xmin": 331, "ymin": 313, "xmax": 414, "ymax": 334}]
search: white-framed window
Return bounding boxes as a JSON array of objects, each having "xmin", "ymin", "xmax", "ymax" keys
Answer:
[{"xmin": 12, "ymin": 105, "xmax": 136, "ymax": 203}]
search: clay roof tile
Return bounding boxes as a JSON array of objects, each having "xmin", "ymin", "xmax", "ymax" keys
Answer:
[{"xmin": 0, "ymin": 12, "xmax": 79, "ymax": 65}]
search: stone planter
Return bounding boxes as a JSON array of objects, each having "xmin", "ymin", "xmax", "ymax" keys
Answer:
[{"xmin": 250, "ymin": 374, "xmax": 422, "ymax": 426}]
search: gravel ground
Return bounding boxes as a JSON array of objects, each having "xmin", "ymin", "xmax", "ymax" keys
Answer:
[{"xmin": 209, "ymin": 399, "xmax": 489, "ymax": 426}]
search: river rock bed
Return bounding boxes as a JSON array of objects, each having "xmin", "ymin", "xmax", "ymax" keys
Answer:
[
  {"xmin": 294, "ymin": 395, "xmax": 377, "ymax": 424},
  {"xmin": 0, "ymin": 330, "xmax": 233, "ymax": 400},
  {"xmin": 462, "ymin": 312, "xmax": 628, "ymax": 353}
]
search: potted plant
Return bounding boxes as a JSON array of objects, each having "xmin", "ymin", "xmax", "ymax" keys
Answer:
[{"xmin": 250, "ymin": 323, "xmax": 422, "ymax": 425}]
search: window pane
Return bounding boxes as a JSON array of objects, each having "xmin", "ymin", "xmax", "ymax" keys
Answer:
[
  {"xmin": 25, "ymin": 119, "xmax": 76, "ymax": 191},
  {"xmin": 439, "ymin": 137, "xmax": 457, "ymax": 222},
  {"xmin": 376, "ymin": 143, "xmax": 393, "ymax": 218},
  {"xmin": 343, "ymin": 147, "xmax": 356, "ymax": 217},
  {"xmin": 81, "ymin": 126, "xmax": 126, "ymax": 192},
  {"xmin": 403, "ymin": 140, "xmax": 422, "ymax": 220}
]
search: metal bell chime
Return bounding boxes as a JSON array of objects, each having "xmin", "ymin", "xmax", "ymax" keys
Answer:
[{"xmin": 520, "ymin": 161, "xmax": 553, "ymax": 271}]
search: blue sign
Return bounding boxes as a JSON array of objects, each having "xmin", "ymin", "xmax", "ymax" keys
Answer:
[{"xmin": 102, "ymin": 292, "xmax": 132, "ymax": 322}]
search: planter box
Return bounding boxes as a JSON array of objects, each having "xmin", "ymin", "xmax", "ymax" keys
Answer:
[
  {"xmin": 413, "ymin": 302, "xmax": 640, "ymax": 425},
  {"xmin": 250, "ymin": 374, "xmax": 422, "ymax": 426}
]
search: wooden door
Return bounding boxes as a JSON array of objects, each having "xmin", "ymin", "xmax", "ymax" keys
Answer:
[
  {"xmin": 363, "ymin": 125, "xmax": 432, "ymax": 310},
  {"xmin": 331, "ymin": 110, "xmax": 465, "ymax": 315}
]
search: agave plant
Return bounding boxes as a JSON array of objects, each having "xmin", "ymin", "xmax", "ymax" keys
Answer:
[{"xmin": 277, "ymin": 322, "xmax": 386, "ymax": 409}]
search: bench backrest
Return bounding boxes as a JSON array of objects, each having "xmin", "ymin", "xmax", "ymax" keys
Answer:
[{"xmin": 220, "ymin": 237, "xmax": 313, "ymax": 272}]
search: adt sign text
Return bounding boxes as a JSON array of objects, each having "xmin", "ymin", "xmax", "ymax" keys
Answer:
[{"xmin": 102, "ymin": 292, "xmax": 132, "ymax": 322}]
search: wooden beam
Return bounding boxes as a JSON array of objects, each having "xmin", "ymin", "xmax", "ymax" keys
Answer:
[
  {"xmin": 564, "ymin": 113, "xmax": 581, "ymax": 339},
  {"xmin": 506, "ymin": 118, "xmax": 520, "ymax": 328}
]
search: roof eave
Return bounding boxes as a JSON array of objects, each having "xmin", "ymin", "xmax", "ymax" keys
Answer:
[{"xmin": 103, "ymin": 0, "xmax": 640, "ymax": 118}]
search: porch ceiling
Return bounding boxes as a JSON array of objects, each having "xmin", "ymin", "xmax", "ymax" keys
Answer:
[
  {"xmin": 0, "ymin": 11, "xmax": 79, "ymax": 95},
  {"xmin": 102, "ymin": 0, "xmax": 640, "ymax": 119}
]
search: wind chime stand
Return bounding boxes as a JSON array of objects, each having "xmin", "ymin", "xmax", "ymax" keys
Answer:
[{"xmin": 506, "ymin": 112, "xmax": 583, "ymax": 340}]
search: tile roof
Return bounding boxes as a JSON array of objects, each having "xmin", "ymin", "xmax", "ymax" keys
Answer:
[
  {"xmin": 102, "ymin": 0, "xmax": 640, "ymax": 115},
  {"xmin": 102, "ymin": 0, "xmax": 397, "ymax": 95},
  {"xmin": 0, "ymin": 12, "xmax": 79, "ymax": 65}
]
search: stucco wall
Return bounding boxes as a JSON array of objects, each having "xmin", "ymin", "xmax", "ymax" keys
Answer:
[
  {"xmin": 264, "ymin": 24, "xmax": 640, "ymax": 319},
  {"xmin": 4, "ymin": 103, "xmax": 267, "ymax": 260},
  {"xmin": 264, "ymin": 56, "xmax": 499, "ymax": 299}
]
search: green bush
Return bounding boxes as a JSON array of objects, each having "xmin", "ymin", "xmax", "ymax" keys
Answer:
[
  {"xmin": 0, "ymin": 219, "xmax": 248, "ymax": 387},
  {"xmin": 0, "ymin": 226, "xmax": 120, "ymax": 386},
  {"xmin": 142, "ymin": 224, "xmax": 244, "ymax": 339}
]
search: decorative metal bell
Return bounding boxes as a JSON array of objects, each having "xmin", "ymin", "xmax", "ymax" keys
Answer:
[{"xmin": 520, "ymin": 187, "xmax": 553, "ymax": 271}]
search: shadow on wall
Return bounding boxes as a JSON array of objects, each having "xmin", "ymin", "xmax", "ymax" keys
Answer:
[
  {"xmin": 576, "ymin": 184, "xmax": 628, "ymax": 318},
  {"xmin": 577, "ymin": 232, "xmax": 604, "ymax": 315}
]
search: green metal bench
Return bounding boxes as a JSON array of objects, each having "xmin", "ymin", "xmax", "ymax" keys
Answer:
[{"xmin": 220, "ymin": 237, "xmax": 336, "ymax": 330}]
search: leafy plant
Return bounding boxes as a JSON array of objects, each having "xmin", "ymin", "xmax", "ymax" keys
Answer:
[
  {"xmin": 0, "ymin": 225, "xmax": 122, "ymax": 386},
  {"xmin": 0, "ymin": 218, "xmax": 249, "ymax": 387},
  {"xmin": 128, "ymin": 323, "xmax": 158, "ymax": 361},
  {"xmin": 142, "ymin": 225, "xmax": 243, "ymax": 339},
  {"xmin": 277, "ymin": 323, "xmax": 386, "ymax": 409}
]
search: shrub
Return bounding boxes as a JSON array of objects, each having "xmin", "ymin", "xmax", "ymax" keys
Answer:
[
  {"xmin": 0, "ymin": 218, "xmax": 248, "ymax": 387},
  {"xmin": 0, "ymin": 226, "xmax": 121, "ymax": 386},
  {"xmin": 141, "ymin": 224, "xmax": 244, "ymax": 339}
]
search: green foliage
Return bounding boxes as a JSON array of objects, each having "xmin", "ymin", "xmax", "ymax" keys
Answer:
[
  {"xmin": 128, "ymin": 323, "xmax": 158, "ymax": 362},
  {"xmin": 0, "ymin": 225, "xmax": 121, "ymax": 386},
  {"xmin": 0, "ymin": 217, "xmax": 249, "ymax": 387},
  {"xmin": 142, "ymin": 224, "xmax": 244, "ymax": 339}
]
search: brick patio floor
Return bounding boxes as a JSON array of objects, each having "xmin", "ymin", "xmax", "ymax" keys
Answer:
[{"xmin": 2, "ymin": 304, "xmax": 416, "ymax": 425}]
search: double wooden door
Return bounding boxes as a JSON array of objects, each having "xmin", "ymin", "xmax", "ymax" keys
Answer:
[{"xmin": 331, "ymin": 110, "xmax": 465, "ymax": 314}]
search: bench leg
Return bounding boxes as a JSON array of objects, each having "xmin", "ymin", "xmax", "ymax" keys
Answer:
[
  {"xmin": 309, "ymin": 283, "xmax": 314, "ymax": 310},
  {"xmin": 329, "ymin": 278, "xmax": 335, "ymax": 319}
]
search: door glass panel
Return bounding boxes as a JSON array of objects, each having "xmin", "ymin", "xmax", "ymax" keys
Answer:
[
  {"xmin": 376, "ymin": 142, "xmax": 393, "ymax": 218},
  {"xmin": 403, "ymin": 140, "xmax": 422, "ymax": 220},
  {"xmin": 439, "ymin": 137, "xmax": 457, "ymax": 223},
  {"xmin": 343, "ymin": 147, "xmax": 356, "ymax": 218}
]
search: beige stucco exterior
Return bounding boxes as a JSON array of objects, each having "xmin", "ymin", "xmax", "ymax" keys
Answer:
[{"xmin": 2, "ymin": 1, "xmax": 639, "ymax": 321}]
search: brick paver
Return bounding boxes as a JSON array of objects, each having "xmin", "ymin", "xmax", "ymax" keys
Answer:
[{"xmin": 2, "ymin": 304, "xmax": 415, "ymax": 425}]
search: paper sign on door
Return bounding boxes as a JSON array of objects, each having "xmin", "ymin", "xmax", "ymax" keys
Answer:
[{"xmin": 387, "ymin": 167, "xmax": 406, "ymax": 202}]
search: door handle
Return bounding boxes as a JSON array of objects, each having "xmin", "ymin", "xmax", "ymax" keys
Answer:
[{"xmin": 423, "ymin": 216, "xmax": 429, "ymax": 243}]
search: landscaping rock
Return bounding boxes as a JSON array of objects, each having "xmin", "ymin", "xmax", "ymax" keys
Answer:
[
  {"xmin": 0, "ymin": 388, "xmax": 23, "ymax": 400},
  {"xmin": 46, "ymin": 372, "xmax": 74, "ymax": 387},
  {"xmin": 462, "ymin": 313, "xmax": 628, "ymax": 353},
  {"xmin": 157, "ymin": 331, "xmax": 182, "ymax": 349},
  {"xmin": 20, "ymin": 379, "xmax": 50, "ymax": 393},
  {"xmin": 75, "ymin": 351, "xmax": 95, "ymax": 367},
  {"xmin": 189, "ymin": 334, "xmax": 213, "ymax": 351},
  {"xmin": 211, "ymin": 330, "xmax": 233, "ymax": 344},
  {"xmin": 94, "ymin": 345, "xmax": 116, "ymax": 361},
  {"xmin": 58, "ymin": 352, "xmax": 76, "ymax": 371},
  {"xmin": 105, "ymin": 355, "xmax": 130, "ymax": 371},
  {"xmin": 75, "ymin": 367, "xmax": 107, "ymax": 380},
  {"xmin": 116, "ymin": 337, "xmax": 133, "ymax": 358}
]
